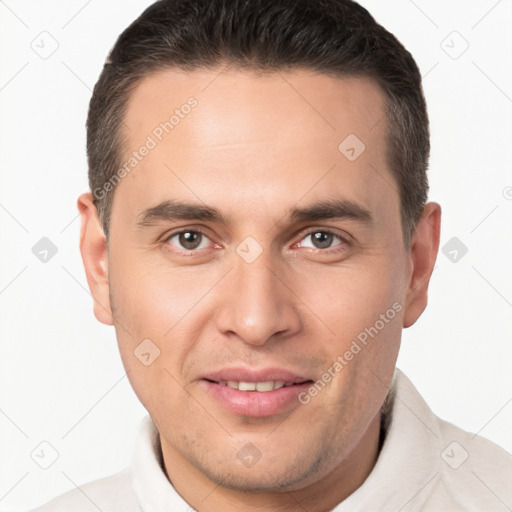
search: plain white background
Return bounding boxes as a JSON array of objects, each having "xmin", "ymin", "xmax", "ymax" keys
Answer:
[{"xmin": 1, "ymin": 1, "xmax": 511, "ymax": 510}]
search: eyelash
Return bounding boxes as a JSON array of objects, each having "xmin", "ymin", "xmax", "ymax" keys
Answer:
[{"xmin": 162, "ymin": 228, "xmax": 350, "ymax": 254}]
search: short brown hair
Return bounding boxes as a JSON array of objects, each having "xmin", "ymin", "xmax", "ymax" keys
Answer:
[{"xmin": 87, "ymin": 0, "xmax": 429, "ymax": 246}]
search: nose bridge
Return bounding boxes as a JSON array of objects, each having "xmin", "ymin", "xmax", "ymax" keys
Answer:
[{"xmin": 214, "ymin": 241, "xmax": 302, "ymax": 345}]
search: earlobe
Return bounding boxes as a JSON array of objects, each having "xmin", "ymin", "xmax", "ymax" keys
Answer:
[
  {"xmin": 403, "ymin": 202, "xmax": 441, "ymax": 328},
  {"xmin": 77, "ymin": 192, "xmax": 114, "ymax": 326}
]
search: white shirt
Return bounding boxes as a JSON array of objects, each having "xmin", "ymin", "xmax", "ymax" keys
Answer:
[{"xmin": 29, "ymin": 369, "xmax": 512, "ymax": 511}]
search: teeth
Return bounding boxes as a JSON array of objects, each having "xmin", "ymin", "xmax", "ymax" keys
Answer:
[
  {"xmin": 238, "ymin": 381, "xmax": 256, "ymax": 391},
  {"xmin": 225, "ymin": 380, "xmax": 287, "ymax": 392},
  {"xmin": 256, "ymin": 381, "xmax": 274, "ymax": 392}
]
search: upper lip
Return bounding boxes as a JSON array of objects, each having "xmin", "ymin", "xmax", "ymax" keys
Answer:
[{"xmin": 202, "ymin": 367, "xmax": 312, "ymax": 384}]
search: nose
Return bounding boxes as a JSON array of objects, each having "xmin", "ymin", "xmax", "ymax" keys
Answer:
[{"xmin": 214, "ymin": 248, "xmax": 303, "ymax": 346}]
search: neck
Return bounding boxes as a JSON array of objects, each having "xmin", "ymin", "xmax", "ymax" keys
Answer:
[{"xmin": 159, "ymin": 410, "xmax": 383, "ymax": 512}]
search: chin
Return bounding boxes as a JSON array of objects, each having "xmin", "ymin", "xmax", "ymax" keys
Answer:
[{"xmin": 189, "ymin": 446, "xmax": 329, "ymax": 493}]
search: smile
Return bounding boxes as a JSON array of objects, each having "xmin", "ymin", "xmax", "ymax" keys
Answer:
[
  {"xmin": 201, "ymin": 371, "xmax": 314, "ymax": 417},
  {"xmin": 213, "ymin": 380, "xmax": 303, "ymax": 392}
]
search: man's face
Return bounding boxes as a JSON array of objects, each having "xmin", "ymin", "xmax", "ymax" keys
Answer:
[{"xmin": 102, "ymin": 68, "xmax": 414, "ymax": 491}]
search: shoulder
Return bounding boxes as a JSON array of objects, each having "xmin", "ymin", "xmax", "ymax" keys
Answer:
[
  {"xmin": 384, "ymin": 370, "xmax": 512, "ymax": 511},
  {"xmin": 396, "ymin": 370, "xmax": 512, "ymax": 510},
  {"xmin": 27, "ymin": 468, "xmax": 141, "ymax": 512},
  {"xmin": 428, "ymin": 415, "xmax": 512, "ymax": 511}
]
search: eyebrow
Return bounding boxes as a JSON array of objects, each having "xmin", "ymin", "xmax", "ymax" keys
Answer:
[
  {"xmin": 289, "ymin": 199, "xmax": 374, "ymax": 225},
  {"xmin": 136, "ymin": 198, "xmax": 374, "ymax": 228},
  {"xmin": 137, "ymin": 200, "xmax": 229, "ymax": 227}
]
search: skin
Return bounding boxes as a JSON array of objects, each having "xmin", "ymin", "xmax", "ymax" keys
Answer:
[{"xmin": 78, "ymin": 67, "xmax": 440, "ymax": 512}]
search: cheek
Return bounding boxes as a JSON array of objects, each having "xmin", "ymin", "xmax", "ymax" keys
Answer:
[
  {"xmin": 290, "ymin": 254, "xmax": 405, "ymax": 404},
  {"xmin": 294, "ymin": 257, "xmax": 404, "ymax": 337},
  {"xmin": 295, "ymin": 262, "xmax": 403, "ymax": 425},
  {"xmin": 107, "ymin": 253, "xmax": 211, "ymax": 404},
  {"xmin": 109, "ymin": 249, "xmax": 214, "ymax": 335}
]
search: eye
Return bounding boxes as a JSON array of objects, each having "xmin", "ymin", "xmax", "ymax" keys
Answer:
[
  {"xmin": 165, "ymin": 230, "xmax": 212, "ymax": 251},
  {"xmin": 298, "ymin": 229, "xmax": 348, "ymax": 251}
]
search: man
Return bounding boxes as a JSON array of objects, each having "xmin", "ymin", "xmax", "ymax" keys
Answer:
[{"xmin": 30, "ymin": 0, "xmax": 512, "ymax": 510}]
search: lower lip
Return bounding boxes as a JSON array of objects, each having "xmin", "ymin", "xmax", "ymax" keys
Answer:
[{"xmin": 201, "ymin": 380, "xmax": 312, "ymax": 417}]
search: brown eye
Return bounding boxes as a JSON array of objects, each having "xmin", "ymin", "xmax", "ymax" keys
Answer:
[
  {"xmin": 310, "ymin": 231, "xmax": 334, "ymax": 249},
  {"xmin": 166, "ymin": 230, "xmax": 209, "ymax": 251},
  {"xmin": 299, "ymin": 230, "xmax": 345, "ymax": 250}
]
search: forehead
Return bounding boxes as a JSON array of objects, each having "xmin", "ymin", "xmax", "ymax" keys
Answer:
[{"xmin": 114, "ymin": 67, "xmax": 396, "ymax": 228}]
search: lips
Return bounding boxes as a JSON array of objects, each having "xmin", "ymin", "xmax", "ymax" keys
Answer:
[
  {"xmin": 217, "ymin": 380, "xmax": 292, "ymax": 391},
  {"xmin": 200, "ymin": 367, "xmax": 314, "ymax": 417},
  {"xmin": 202, "ymin": 368, "xmax": 311, "ymax": 385}
]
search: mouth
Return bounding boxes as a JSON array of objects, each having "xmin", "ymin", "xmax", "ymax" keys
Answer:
[
  {"xmin": 200, "ymin": 369, "xmax": 314, "ymax": 417},
  {"xmin": 203, "ymin": 379, "xmax": 311, "ymax": 392}
]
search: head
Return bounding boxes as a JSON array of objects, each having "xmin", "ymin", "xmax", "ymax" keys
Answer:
[
  {"xmin": 79, "ymin": 0, "xmax": 440, "ymax": 504},
  {"xmin": 88, "ymin": 0, "xmax": 430, "ymax": 247}
]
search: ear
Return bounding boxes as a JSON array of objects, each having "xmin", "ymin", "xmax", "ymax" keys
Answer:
[
  {"xmin": 403, "ymin": 202, "xmax": 441, "ymax": 328},
  {"xmin": 78, "ymin": 192, "xmax": 114, "ymax": 326}
]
